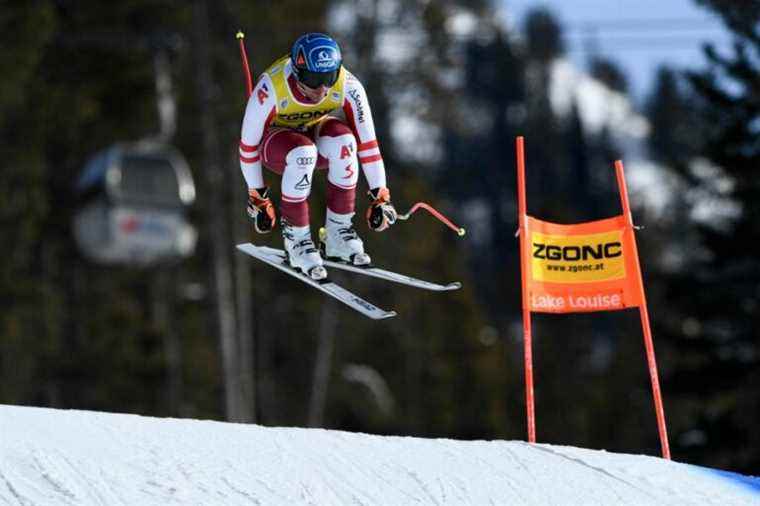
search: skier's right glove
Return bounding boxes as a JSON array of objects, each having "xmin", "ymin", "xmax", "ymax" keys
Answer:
[
  {"xmin": 366, "ymin": 187, "xmax": 397, "ymax": 232},
  {"xmin": 247, "ymin": 187, "xmax": 276, "ymax": 234}
]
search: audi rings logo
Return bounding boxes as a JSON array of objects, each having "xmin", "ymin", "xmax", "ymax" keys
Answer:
[{"xmin": 296, "ymin": 156, "xmax": 315, "ymax": 166}]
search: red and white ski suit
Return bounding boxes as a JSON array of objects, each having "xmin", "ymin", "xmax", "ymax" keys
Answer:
[{"xmin": 239, "ymin": 55, "xmax": 387, "ymax": 227}]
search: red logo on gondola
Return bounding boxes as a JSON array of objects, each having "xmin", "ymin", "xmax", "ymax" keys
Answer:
[{"xmin": 121, "ymin": 216, "xmax": 139, "ymax": 233}]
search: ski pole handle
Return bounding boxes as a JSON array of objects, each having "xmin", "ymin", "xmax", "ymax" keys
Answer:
[
  {"xmin": 397, "ymin": 202, "xmax": 466, "ymax": 237},
  {"xmin": 236, "ymin": 31, "xmax": 253, "ymax": 99}
]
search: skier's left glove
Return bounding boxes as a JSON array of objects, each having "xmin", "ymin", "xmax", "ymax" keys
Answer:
[
  {"xmin": 247, "ymin": 187, "xmax": 276, "ymax": 234},
  {"xmin": 366, "ymin": 187, "xmax": 397, "ymax": 232}
]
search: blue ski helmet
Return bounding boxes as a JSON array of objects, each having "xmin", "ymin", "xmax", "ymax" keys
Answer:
[{"xmin": 290, "ymin": 33, "xmax": 342, "ymax": 88}]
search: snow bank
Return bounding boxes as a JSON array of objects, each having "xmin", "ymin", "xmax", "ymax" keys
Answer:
[{"xmin": 1, "ymin": 404, "xmax": 758, "ymax": 505}]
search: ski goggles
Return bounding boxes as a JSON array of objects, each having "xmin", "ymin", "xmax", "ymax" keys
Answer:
[{"xmin": 294, "ymin": 66, "xmax": 340, "ymax": 89}]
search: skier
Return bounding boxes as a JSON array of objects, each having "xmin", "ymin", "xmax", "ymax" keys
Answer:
[{"xmin": 239, "ymin": 33, "xmax": 397, "ymax": 280}]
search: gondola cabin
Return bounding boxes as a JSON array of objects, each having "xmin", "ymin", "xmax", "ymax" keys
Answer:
[{"xmin": 73, "ymin": 142, "xmax": 197, "ymax": 266}]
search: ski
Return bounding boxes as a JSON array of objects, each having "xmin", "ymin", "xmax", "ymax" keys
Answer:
[
  {"xmin": 236, "ymin": 243, "xmax": 397, "ymax": 320},
  {"xmin": 249, "ymin": 244, "xmax": 462, "ymax": 292}
]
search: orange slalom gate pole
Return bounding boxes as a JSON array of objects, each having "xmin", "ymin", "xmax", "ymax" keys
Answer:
[
  {"xmin": 516, "ymin": 136, "xmax": 536, "ymax": 443},
  {"xmin": 614, "ymin": 160, "xmax": 671, "ymax": 460}
]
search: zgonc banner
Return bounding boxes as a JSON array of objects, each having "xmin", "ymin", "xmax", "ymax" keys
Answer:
[
  {"xmin": 514, "ymin": 136, "xmax": 670, "ymax": 460},
  {"xmin": 525, "ymin": 215, "xmax": 643, "ymax": 313}
]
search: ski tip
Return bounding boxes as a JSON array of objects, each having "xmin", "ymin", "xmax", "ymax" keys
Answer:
[
  {"xmin": 446, "ymin": 282, "xmax": 463, "ymax": 290},
  {"xmin": 376, "ymin": 311, "xmax": 398, "ymax": 320}
]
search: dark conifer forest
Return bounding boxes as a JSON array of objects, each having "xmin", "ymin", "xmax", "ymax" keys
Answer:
[{"xmin": 1, "ymin": 0, "xmax": 758, "ymax": 474}]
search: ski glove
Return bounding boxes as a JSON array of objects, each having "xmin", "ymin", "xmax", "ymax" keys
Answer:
[
  {"xmin": 247, "ymin": 187, "xmax": 276, "ymax": 234},
  {"xmin": 366, "ymin": 187, "xmax": 397, "ymax": 232}
]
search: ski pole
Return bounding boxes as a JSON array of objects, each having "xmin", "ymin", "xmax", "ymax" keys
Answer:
[
  {"xmin": 396, "ymin": 202, "xmax": 466, "ymax": 237},
  {"xmin": 236, "ymin": 30, "xmax": 253, "ymax": 99}
]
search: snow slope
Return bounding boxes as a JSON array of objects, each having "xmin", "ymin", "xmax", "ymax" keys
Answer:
[{"xmin": 1, "ymin": 405, "xmax": 758, "ymax": 505}]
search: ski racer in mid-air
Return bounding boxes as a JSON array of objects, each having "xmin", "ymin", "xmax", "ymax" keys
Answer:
[{"xmin": 239, "ymin": 32, "xmax": 397, "ymax": 280}]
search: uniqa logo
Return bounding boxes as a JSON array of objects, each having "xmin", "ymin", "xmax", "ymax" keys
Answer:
[{"xmin": 313, "ymin": 48, "xmax": 337, "ymax": 69}]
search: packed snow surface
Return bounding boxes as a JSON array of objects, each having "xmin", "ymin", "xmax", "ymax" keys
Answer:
[{"xmin": 1, "ymin": 404, "xmax": 758, "ymax": 505}]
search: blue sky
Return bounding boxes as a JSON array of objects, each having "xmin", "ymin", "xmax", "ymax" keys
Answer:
[{"xmin": 500, "ymin": 0, "xmax": 734, "ymax": 103}]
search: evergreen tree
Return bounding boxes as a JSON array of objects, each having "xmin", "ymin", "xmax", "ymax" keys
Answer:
[
  {"xmin": 524, "ymin": 7, "xmax": 564, "ymax": 64},
  {"xmin": 590, "ymin": 57, "xmax": 629, "ymax": 95},
  {"xmin": 646, "ymin": 67, "xmax": 705, "ymax": 171},
  {"xmin": 0, "ymin": 3, "xmax": 57, "ymax": 405},
  {"xmin": 650, "ymin": 0, "xmax": 760, "ymax": 472}
]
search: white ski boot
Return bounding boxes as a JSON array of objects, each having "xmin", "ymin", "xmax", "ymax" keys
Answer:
[
  {"xmin": 321, "ymin": 210, "xmax": 371, "ymax": 266},
  {"xmin": 281, "ymin": 219, "xmax": 327, "ymax": 280}
]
